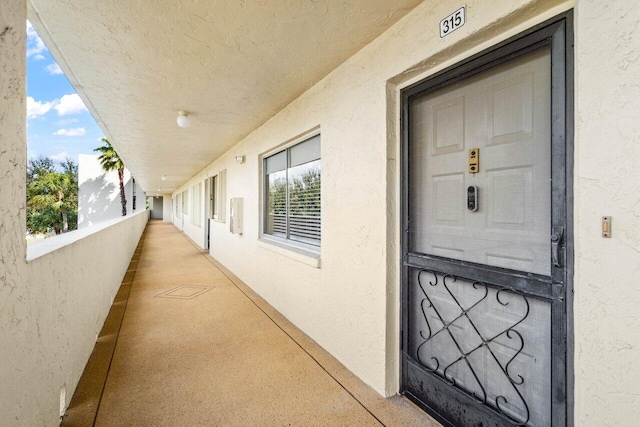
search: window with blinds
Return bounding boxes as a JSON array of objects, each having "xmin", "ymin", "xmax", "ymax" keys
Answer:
[{"xmin": 264, "ymin": 134, "xmax": 321, "ymax": 246}]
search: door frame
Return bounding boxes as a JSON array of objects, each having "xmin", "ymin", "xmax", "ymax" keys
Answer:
[{"xmin": 400, "ymin": 11, "xmax": 574, "ymax": 427}]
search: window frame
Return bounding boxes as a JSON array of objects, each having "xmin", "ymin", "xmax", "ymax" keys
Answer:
[{"xmin": 261, "ymin": 131, "xmax": 321, "ymax": 250}]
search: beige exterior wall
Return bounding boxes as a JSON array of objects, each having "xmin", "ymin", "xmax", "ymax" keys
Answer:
[
  {"xmin": 174, "ymin": 0, "xmax": 576, "ymax": 397},
  {"xmin": 180, "ymin": 183, "xmax": 207, "ymax": 248},
  {"xmin": 574, "ymin": 1, "xmax": 640, "ymax": 425},
  {"xmin": 174, "ymin": 0, "xmax": 640, "ymax": 425}
]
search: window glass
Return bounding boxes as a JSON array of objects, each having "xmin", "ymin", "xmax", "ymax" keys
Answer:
[
  {"xmin": 266, "ymin": 169, "xmax": 287, "ymax": 238},
  {"xmin": 290, "ymin": 135, "xmax": 320, "ymax": 167},
  {"xmin": 264, "ymin": 135, "xmax": 321, "ymax": 247},
  {"xmin": 266, "ymin": 150, "xmax": 286, "ymax": 174},
  {"xmin": 288, "ymin": 159, "xmax": 321, "ymax": 245}
]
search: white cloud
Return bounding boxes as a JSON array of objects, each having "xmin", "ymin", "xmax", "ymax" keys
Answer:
[
  {"xmin": 55, "ymin": 118, "xmax": 79, "ymax": 126},
  {"xmin": 54, "ymin": 94, "xmax": 88, "ymax": 116},
  {"xmin": 52, "ymin": 127, "xmax": 86, "ymax": 137},
  {"xmin": 33, "ymin": 54, "xmax": 45, "ymax": 61},
  {"xmin": 26, "ymin": 21, "xmax": 47, "ymax": 58},
  {"xmin": 49, "ymin": 151, "xmax": 69, "ymax": 162},
  {"xmin": 45, "ymin": 63, "xmax": 63, "ymax": 75},
  {"xmin": 27, "ymin": 96, "xmax": 58, "ymax": 119}
]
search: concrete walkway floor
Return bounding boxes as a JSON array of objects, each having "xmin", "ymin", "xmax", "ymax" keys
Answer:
[{"xmin": 62, "ymin": 221, "xmax": 439, "ymax": 426}]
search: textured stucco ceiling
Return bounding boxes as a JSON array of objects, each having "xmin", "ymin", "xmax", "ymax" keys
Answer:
[{"xmin": 28, "ymin": 0, "xmax": 422, "ymax": 193}]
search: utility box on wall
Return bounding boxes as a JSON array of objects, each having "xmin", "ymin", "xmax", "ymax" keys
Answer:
[{"xmin": 230, "ymin": 198, "xmax": 243, "ymax": 235}]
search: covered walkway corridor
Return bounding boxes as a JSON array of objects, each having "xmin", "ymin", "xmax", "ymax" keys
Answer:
[{"xmin": 62, "ymin": 221, "xmax": 438, "ymax": 426}]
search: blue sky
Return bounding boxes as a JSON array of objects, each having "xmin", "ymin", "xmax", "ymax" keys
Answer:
[{"xmin": 26, "ymin": 21, "xmax": 104, "ymax": 166}]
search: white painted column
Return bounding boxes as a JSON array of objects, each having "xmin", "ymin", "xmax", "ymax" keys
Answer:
[
  {"xmin": 0, "ymin": 1, "xmax": 36, "ymax": 424},
  {"xmin": 0, "ymin": 1, "xmax": 27, "ymax": 256}
]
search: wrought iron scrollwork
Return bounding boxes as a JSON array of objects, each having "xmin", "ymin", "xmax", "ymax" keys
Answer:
[{"xmin": 415, "ymin": 269, "xmax": 531, "ymax": 426}]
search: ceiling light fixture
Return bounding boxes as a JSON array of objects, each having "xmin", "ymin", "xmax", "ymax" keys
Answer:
[
  {"xmin": 177, "ymin": 110, "xmax": 190, "ymax": 128},
  {"xmin": 161, "ymin": 175, "xmax": 167, "ymax": 181}
]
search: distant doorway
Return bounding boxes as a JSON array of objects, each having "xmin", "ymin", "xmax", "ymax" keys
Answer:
[{"xmin": 150, "ymin": 196, "xmax": 164, "ymax": 220}]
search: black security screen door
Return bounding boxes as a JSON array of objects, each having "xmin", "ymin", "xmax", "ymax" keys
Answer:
[{"xmin": 401, "ymin": 14, "xmax": 572, "ymax": 427}]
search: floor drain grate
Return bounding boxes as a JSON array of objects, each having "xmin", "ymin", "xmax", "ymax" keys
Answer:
[{"xmin": 155, "ymin": 285, "xmax": 213, "ymax": 300}]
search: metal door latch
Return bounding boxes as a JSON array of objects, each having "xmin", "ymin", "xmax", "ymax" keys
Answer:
[{"xmin": 551, "ymin": 226, "xmax": 564, "ymax": 267}]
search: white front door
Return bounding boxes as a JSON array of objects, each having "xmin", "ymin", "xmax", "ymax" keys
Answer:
[{"xmin": 409, "ymin": 47, "xmax": 551, "ymax": 276}]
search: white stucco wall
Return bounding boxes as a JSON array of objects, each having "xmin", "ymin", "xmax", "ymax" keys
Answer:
[
  {"xmin": 574, "ymin": 1, "xmax": 640, "ymax": 425},
  {"xmin": 173, "ymin": 0, "xmax": 578, "ymax": 399},
  {"xmin": 0, "ymin": 0, "xmax": 29, "ymax": 420},
  {"xmin": 0, "ymin": 2, "xmax": 148, "ymax": 425},
  {"xmin": 162, "ymin": 194, "xmax": 172, "ymax": 222},
  {"xmin": 78, "ymin": 154, "xmax": 140, "ymax": 228},
  {"xmin": 172, "ymin": 193, "xmax": 184, "ymax": 231},
  {"xmin": 180, "ymin": 184, "xmax": 206, "ymax": 248}
]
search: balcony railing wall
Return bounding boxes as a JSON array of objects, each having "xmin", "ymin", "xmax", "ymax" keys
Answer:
[{"xmin": 2, "ymin": 204, "xmax": 147, "ymax": 426}]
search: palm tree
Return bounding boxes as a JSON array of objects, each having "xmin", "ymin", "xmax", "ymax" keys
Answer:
[
  {"xmin": 28, "ymin": 168, "xmax": 77, "ymax": 233},
  {"xmin": 95, "ymin": 137, "xmax": 127, "ymax": 216}
]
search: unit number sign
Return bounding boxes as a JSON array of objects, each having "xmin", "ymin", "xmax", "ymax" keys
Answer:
[{"xmin": 440, "ymin": 6, "xmax": 466, "ymax": 38}]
